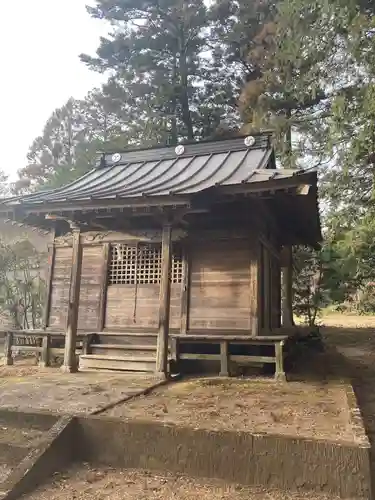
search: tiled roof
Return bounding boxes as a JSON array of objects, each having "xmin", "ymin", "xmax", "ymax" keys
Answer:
[{"xmin": 1, "ymin": 135, "xmax": 315, "ymax": 209}]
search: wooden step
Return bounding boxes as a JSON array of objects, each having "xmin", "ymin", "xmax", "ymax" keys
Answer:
[
  {"xmin": 97, "ymin": 332, "xmax": 158, "ymax": 346},
  {"xmin": 79, "ymin": 354, "xmax": 156, "ymax": 373},
  {"xmin": 90, "ymin": 344, "xmax": 157, "ymax": 357},
  {"xmin": 91, "ymin": 343, "xmax": 157, "ymax": 350},
  {"xmin": 100, "ymin": 332, "xmax": 158, "ymax": 337}
]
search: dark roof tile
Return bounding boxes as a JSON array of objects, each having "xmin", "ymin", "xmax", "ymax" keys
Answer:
[{"xmin": 1, "ymin": 135, "xmax": 309, "ymax": 208}]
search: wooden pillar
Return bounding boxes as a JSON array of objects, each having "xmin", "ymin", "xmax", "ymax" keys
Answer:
[
  {"xmin": 219, "ymin": 340, "xmax": 229, "ymax": 377},
  {"xmin": 156, "ymin": 223, "xmax": 172, "ymax": 376},
  {"xmin": 43, "ymin": 242, "xmax": 55, "ymax": 329},
  {"xmin": 61, "ymin": 227, "xmax": 82, "ymax": 373},
  {"xmin": 82, "ymin": 333, "xmax": 93, "ymax": 355},
  {"xmin": 250, "ymin": 239, "xmax": 261, "ymax": 337},
  {"xmin": 263, "ymin": 245, "xmax": 271, "ymax": 331},
  {"xmin": 180, "ymin": 245, "xmax": 190, "ymax": 335},
  {"xmin": 39, "ymin": 334, "xmax": 51, "ymax": 368},
  {"xmin": 274, "ymin": 340, "xmax": 286, "ymax": 382},
  {"xmin": 97, "ymin": 243, "xmax": 110, "ymax": 331},
  {"xmin": 281, "ymin": 246, "xmax": 294, "ymax": 327},
  {"xmin": 3, "ymin": 331, "xmax": 14, "ymax": 366}
]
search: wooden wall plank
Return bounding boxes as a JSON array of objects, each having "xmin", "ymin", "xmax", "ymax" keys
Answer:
[
  {"xmin": 250, "ymin": 238, "xmax": 261, "ymax": 337},
  {"xmin": 78, "ymin": 245, "xmax": 104, "ymax": 330},
  {"xmin": 188, "ymin": 237, "xmax": 252, "ymax": 331},
  {"xmin": 271, "ymin": 254, "xmax": 281, "ymax": 328},
  {"xmin": 105, "ymin": 285, "xmax": 182, "ymax": 329},
  {"xmin": 263, "ymin": 245, "xmax": 271, "ymax": 331},
  {"xmin": 49, "ymin": 247, "xmax": 72, "ymax": 329}
]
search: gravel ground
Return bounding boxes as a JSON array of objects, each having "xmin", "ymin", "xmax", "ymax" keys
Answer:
[
  {"xmin": 0, "ymin": 360, "xmax": 162, "ymax": 415},
  {"xmin": 21, "ymin": 465, "xmax": 349, "ymax": 500}
]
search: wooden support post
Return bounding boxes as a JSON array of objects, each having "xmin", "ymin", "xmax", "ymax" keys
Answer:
[
  {"xmin": 219, "ymin": 340, "xmax": 230, "ymax": 377},
  {"xmin": 39, "ymin": 334, "xmax": 51, "ymax": 368},
  {"xmin": 250, "ymin": 239, "xmax": 261, "ymax": 337},
  {"xmin": 281, "ymin": 246, "xmax": 294, "ymax": 327},
  {"xmin": 170, "ymin": 337, "xmax": 180, "ymax": 363},
  {"xmin": 180, "ymin": 245, "xmax": 190, "ymax": 335},
  {"xmin": 263, "ymin": 246, "xmax": 271, "ymax": 331},
  {"xmin": 97, "ymin": 243, "xmax": 110, "ymax": 331},
  {"xmin": 43, "ymin": 242, "xmax": 55, "ymax": 329},
  {"xmin": 3, "ymin": 331, "xmax": 13, "ymax": 366},
  {"xmin": 274, "ymin": 340, "xmax": 286, "ymax": 382},
  {"xmin": 61, "ymin": 227, "xmax": 82, "ymax": 373},
  {"xmin": 156, "ymin": 223, "xmax": 173, "ymax": 376},
  {"xmin": 82, "ymin": 334, "xmax": 93, "ymax": 355},
  {"xmin": 170, "ymin": 337, "xmax": 180, "ymax": 374}
]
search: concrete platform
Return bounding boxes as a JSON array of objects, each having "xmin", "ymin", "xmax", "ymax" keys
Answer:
[{"xmin": 0, "ymin": 362, "xmax": 163, "ymax": 415}]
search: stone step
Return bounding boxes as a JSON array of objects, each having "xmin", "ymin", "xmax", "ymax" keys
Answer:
[{"xmin": 79, "ymin": 354, "xmax": 157, "ymax": 373}]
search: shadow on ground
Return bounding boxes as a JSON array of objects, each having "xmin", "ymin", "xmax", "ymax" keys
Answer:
[{"xmin": 291, "ymin": 326, "xmax": 375, "ymax": 497}]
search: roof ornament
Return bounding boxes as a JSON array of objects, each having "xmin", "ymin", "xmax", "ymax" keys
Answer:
[
  {"xmin": 98, "ymin": 153, "xmax": 107, "ymax": 168},
  {"xmin": 244, "ymin": 136, "xmax": 256, "ymax": 147},
  {"xmin": 112, "ymin": 153, "xmax": 122, "ymax": 163},
  {"xmin": 175, "ymin": 145, "xmax": 185, "ymax": 156}
]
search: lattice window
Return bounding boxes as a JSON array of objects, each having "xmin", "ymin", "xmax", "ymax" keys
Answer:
[
  {"xmin": 108, "ymin": 243, "xmax": 183, "ymax": 285},
  {"xmin": 138, "ymin": 245, "xmax": 161, "ymax": 284},
  {"xmin": 109, "ymin": 244, "xmax": 138, "ymax": 285},
  {"xmin": 171, "ymin": 246, "xmax": 183, "ymax": 284}
]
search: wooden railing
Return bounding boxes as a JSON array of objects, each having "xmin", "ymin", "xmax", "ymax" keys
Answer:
[
  {"xmin": 0, "ymin": 330, "xmax": 84, "ymax": 367},
  {"xmin": 171, "ymin": 334, "xmax": 289, "ymax": 381}
]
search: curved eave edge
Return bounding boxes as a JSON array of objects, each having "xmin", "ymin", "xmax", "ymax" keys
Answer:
[{"xmin": 0, "ymin": 172, "xmax": 319, "ymax": 214}]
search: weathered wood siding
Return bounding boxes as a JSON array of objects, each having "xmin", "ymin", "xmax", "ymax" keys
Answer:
[
  {"xmin": 271, "ymin": 254, "xmax": 281, "ymax": 328},
  {"xmin": 105, "ymin": 284, "xmax": 182, "ymax": 329},
  {"xmin": 48, "ymin": 246, "xmax": 72, "ymax": 329},
  {"xmin": 78, "ymin": 246, "xmax": 103, "ymax": 330},
  {"xmin": 259, "ymin": 242, "xmax": 281, "ymax": 332},
  {"xmin": 188, "ymin": 237, "xmax": 252, "ymax": 331}
]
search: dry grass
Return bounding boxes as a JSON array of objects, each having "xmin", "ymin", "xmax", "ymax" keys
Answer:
[
  {"xmin": 22, "ymin": 465, "xmax": 348, "ymax": 500},
  {"xmin": 321, "ymin": 313, "xmax": 375, "ymax": 329},
  {"xmin": 106, "ymin": 376, "xmax": 354, "ymax": 443},
  {"xmin": 0, "ymin": 358, "xmax": 41, "ymax": 378}
]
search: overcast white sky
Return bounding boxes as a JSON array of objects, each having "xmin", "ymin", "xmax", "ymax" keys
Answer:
[{"xmin": 0, "ymin": 1, "xmax": 106, "ymax": 179}]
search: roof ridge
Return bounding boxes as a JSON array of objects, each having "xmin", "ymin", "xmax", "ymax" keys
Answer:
[{"xmin": 97, "ymin": 135, "xmax": 271, "ymax": 169}]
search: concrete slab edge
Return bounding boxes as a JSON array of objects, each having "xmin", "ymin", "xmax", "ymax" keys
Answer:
[
  {"xmin": 0, "ymin": 415, "xmax": 75, "ymax": 500},
  {"xmin": 344, "ymin": 383, "xmax": 371, "ymax": 448},
  {"xmin": 78, "ymin": 415, "xmax": 372, "ymax": 499}
]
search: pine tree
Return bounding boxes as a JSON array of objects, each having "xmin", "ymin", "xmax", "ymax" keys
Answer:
[
  {"xmin": 0, "ymin": 170, "xmax": 9, "ymax": 197},
  {"xmin": 237, "ymin": 0, "xmax": 358, "ymax": 167},
  {"xmin": 18, "ymin": 93, "xmax": 128, "ymax": 191},
  {"xmin": 80, "ymin": 0, "xmax": 232, "ymax": 143}
]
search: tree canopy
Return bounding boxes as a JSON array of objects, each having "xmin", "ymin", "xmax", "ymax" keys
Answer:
[{"xmin": 12, "ymin": 0, "xmax": 375, "ymax": 315}]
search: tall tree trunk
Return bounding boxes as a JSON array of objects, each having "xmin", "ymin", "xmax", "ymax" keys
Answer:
[
  {"xmin": 179, "ymin": 47, "xmax": 194, "ymax": 141},
  {"xmin": 285, "ymin": 108, "xmax": 292, "ymax": 167},
  {"xmin": 170, "ymin": 56, "xmax": 178, "ymax": 145}
]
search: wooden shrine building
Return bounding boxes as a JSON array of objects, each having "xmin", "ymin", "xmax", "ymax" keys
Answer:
[{"xmin": 0, "ymin": 134, "xmax": 321, "ymax": 378}]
